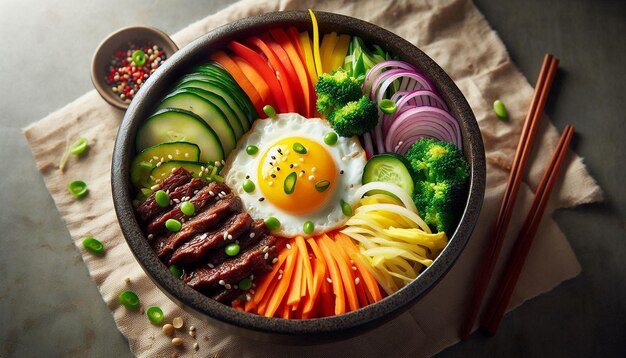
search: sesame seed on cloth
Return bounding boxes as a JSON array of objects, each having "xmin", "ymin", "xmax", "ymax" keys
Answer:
[{"xmin": 21, "ymin": 0, "xmax": 600, "ymax": 357}]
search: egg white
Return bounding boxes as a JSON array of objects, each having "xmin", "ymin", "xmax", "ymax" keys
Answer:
[{"xmin": 222, "ymin": 113, "xmax": 366, "ymax": 237}]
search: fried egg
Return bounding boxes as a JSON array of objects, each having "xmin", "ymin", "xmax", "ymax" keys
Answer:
[{"xmin": 222, "ymin": 113, "xmax": 366, "ymax": 237}]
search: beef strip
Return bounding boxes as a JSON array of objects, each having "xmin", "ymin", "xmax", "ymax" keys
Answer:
[
  {"xmin": 152, "ymin": 193, "xmax": 242, "ymax": 258},
  {"xmin": 185, "ymin": 234, "xmax": 278, "ymax": 292},
  {"xmin": 203, "ymin": 219, "xmax": 267, "ymax": 267},
  {"xmin": 135, "ymin": 167, "xmax": 193, "ymax": 222},
  {"xmin": 168, "ymin": 213, "xmax": 253, "ymax": 266},
  {"xmin": 146, "ymin": 181, "xmax": 230, "ymax": 235}
]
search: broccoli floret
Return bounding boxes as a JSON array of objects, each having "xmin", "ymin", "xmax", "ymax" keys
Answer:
[
  {"xmin": 405, "ymin": 138, "xmax": 469, "ymax": 184},
  {"xmin": 315, "ymin": 69, "xmax": 363, "ymax": 114},
  {"xmin": 405, "ymin": 138, "xmax": 470, "ymax": 233},
  {"xmin": 327, "ymin": 96, "xmax": 378, "ymax": 137}
]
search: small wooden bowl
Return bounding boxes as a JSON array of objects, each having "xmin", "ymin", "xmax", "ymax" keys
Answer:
[{"xmin": 90, "ymin": 26, "xmax": 178, "ymax": 110}]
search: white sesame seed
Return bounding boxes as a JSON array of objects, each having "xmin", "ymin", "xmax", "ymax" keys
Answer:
[
  {"xmin": 223, "ymin": 231, "xmax": 228, "ymax": 240},
  {"xmin": 184, "ymin": 152, "xmax": 189, "ymax": 157},
  {"xmin": 342, "ymin": 156, "xmax": 348, "ymax": 162},
  {"xmin": 285, "ymin": 150, "xmax": 290, "ymax": 155},
  {"xmin": 268, "ymin": 181, "xmax": 274, "ymax": 187},
  {"xmin": 292, "ymin": 164, "xmax": 298, "ymax": 168},
  {"xmin": 311, "ymin": 167, "xmax": 317, "ymax": 173},
  {"xmin": 221, "ymin": 160, "xmax": 226, "ymax": 165},
  {"xmin": 264, "ymin": 253, "xmax": 269, "ymax": 260},
  {"xmin": 282, "ymin": 157, "xmax": 287, "ymax": 162},
  {"xmin": 219, "ymin": 280, "xmax": 226, "ymax": 286},
  {"xmin": 150, "ymin": 184, "xmax": 161, "ymax": 191},
  {"xmin": 250, "ymin": 232, "xmax": 256, "ymax": 239},
  {"xmin": 250, "ymin": 274, "xmax": 254, "ymax": 280},
  {"xmin": 351, "ymin": 266, "xmax": 357, "ymax": 271},
  {"xmin": 171, "ymin": 168, "xmax": 176, "ymax": 173},
  {"xmin": 225, "ymin": 284, "xmax": 232, "ymax": 289},
  {"xmin": 160, "ymin": 157, "xmax": 164, "ymax": 163},
  {"xmin": 168, "ymin": 154, "xmax": 173, "ymax": 160},
  {"xmin": 299, "ymin": 158, "xmax": 304, "ymax": 162},
  {"xmin": 208, "ymin": 263, "xmax": 214, "ymax": 268},
  {"xmin": 189, "ymin": 330, "xmax": 196, "ymax": 338},
  {"xmin": 246, "ymin": 294, "xmax": 252, "ymax": 301},
  {"xmin": 175, "ymin": 150, "xmax": 180, "ymax": 155},
  {"xmin": 194, "ymin": 190, "xmax": 199, "ymax": 194},
  {"xmin": 155, "ymin": 161, "xmax": 162, "ymax": 167},
  {"xmin": 227, "ymin": 234, "xmax": 233, "ymax": 240},
  {"xmin": 189, "ymin": 325, "xmax": 196, "ymax": 331},
  {"xmin": 209, "ymin": 190, "xmax": 215, "ymax": 196},
  {"xmin": 193, "ymin": 342, "xmax": 199, "ymax": 351},
  {"xmin": 327, "ymin": 277, "xmax": 333, "ymax": 284},
  {"xmin": 147, "ymin": 234, "xmax": 154, "ymax": 240},
  {"xmin": 278, "ymin": 274, "xmax": 283, "ymax": 280},
  {"xmin": 262, "ymin": 246, "xmax": 269, "ymax": 253},
  {"xmin": 220, "ymin": 191, "xmax": 226, "ymax": 196},
  {"xmin": 308, "ymin": 175, "xmax": 315, "ymax": 181},
  {"xmin": 286, "ymin": 243, "xmax": 292, "ymax": 250},
  {"xmin": 152, "ymin": 156, "xmax": 159, "ymax": 160},
  {"xmin": 272, "ymin": 257, "xmax": 278, "ymax": 264},
  {"xmin": 155, "ymin": 179, "xmax": 161, "ymax": 183},
  {"xmin": 299, "ymin": 172, "xmax": 303, "ymax": 177},
  {"xmin": 214, "ymin": 161, "xmax": 221, "ymax": 167},
  {"xmin": 173, "ymin": 198, "xmax": 180, "ymax": 204},
  {"xmin": 355, "ymin": 277, "xmax": 361, "ymax": 285}
]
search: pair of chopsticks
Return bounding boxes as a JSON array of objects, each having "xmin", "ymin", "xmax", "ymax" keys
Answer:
[{"xmin": 460, "ymin": 53, "xmax": 573, "ymax": 339}]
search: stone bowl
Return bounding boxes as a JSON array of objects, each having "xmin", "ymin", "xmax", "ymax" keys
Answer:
[
  {"xmin": 91, "ymin": 25, "xmax": 178, "ymax": 110},
  {"xmin": 111, "ymin": 10, "xmax": 485, "ymax": 344}
]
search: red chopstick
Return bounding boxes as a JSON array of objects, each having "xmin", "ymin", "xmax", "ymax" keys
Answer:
[
  {"xmin": 459, "ymin": 53, "xmax": 559, "ymax": 340},
  {"xmin": 481, "ymin": 125, "xmax": 575, "ymax": 334}
]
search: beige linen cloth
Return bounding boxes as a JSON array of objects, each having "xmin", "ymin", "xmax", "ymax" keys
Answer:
[{"xmin": 24, "ymin": 0, "xmax": 602, "ymax": 357}]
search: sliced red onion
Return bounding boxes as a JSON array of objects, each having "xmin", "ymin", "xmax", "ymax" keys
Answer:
[
  {"xmin": 385, "ymin": 106, "xmax": 462, "ymax": 151},
  {"xmin": 372, "ymin": 70, "xmax": 434, "ymax": 102},
  {"xmin": 362, "ymin": 132, "xmax": 374, "ymax": 159},
  {"xmin": 363, "ymin": 60, "xmax": 419, "ymax": 94}
]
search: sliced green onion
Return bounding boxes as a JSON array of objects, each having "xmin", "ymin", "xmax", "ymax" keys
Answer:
[
  {"xmin": 168, "ymin": 264, "xmax": 183, "ymax": 279},
  {"xmin": 379, "ymin": 99, "xmax": 397, "ymax": 114},
  {"xmin": 284, "ymin": 171, "xmax": 297, "ymax": 194},
  {"xmin": 242, "ymin": 179, "xmax": 255, "ymax": 193},
  {"xmin": 69, "ymin": 137, "xmax": 89, "ymax": 155},
  {"xmin": 246, "ymin": 145, "xmax": 259, "ymax": 155},
  {"xmin": 238, "ymin": 278, "xmax": 253, "ymax": 290},
  {"xmin": 165, "ymin": 219, "xmax": 182, "ymax": 232},
  {"xmin": 154, "ymin": 190, "xmax": 170, "ymax": 207},
  {"xmin": 340, "ymin": 199, "xmax": 352, "ymax": 216},
  {"xmin": 180, "ymin": 201, "xmax": 195, "ymax": 216},
  {"xmin": 493, "ymin": 99, "xmax": 508, "ymax": 120},
  {"xmin": 118, "ymin": 290, "xmax": 140, "ymax": 309},
  {"xmin": 132, "ymin": 50, "xmax": 146, "ymax": 67},
  {"xmin": 263, "ymin": 104, "xmax": 276, "ymax": 117},
  {"xmin": 212, "ymin": 174, "xmax": 224, "ymax": 183},
  {"xmin": 323, "ymin": 132, "xmax": 338, "ymax": 145},
  {"xmin": 68, "ymin": 180, "xmax": 88, "ymax": 198},
  {"xmin": 82, "ymin": 237, "xmax": 104, "ymax": 254},
  {"xmin": 146, "ymin": 306, "xmax": 164, "ymax": 324},
  {"xmin": 315, "ymin": 180, "xmax": 330, "ymax": 192},
  {"xmin": 303, "ymin": 221, "xmax": 314, "ymax": 235},
  {"xmin": 292, "ymin": 142, "xmax": 307, "ymax": 154},
  {"xmin": 225, "ymin": 243, "xmax": 240, "ymax": 257},
  {"xmin": 264, "ymin": 216, "xmax": 281, "ymax": 231}
]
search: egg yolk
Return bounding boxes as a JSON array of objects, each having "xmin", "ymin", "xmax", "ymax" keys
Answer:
[{"xmin": 257, "ymin": 137, "xmax": 338, "ymax": 214}]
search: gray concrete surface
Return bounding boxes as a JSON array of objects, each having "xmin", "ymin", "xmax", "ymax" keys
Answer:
[{"xmin": 1, "ymin": 0, "xmax": 624, "ymax": 357}]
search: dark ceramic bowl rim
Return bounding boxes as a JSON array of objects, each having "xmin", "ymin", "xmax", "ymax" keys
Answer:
[{"xmin": 112, "ymin": 10, "xmax": 485, "ymax": 341}]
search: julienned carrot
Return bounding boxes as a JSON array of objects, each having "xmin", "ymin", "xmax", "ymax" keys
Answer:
[
  {"xmin": 287, "ymin": 245, "xmax": 304, "ymax": 306},
  {"xmin": 253, "ymin": 249, "xmax": 288, "ymax": 305},
  {"xmin": 320, "ymin": 32, "xmax": 338, "ymax": 74},
  {"xmin": 319, "ymin": 275, "xmax": 335, "ymax": 317},
  {"xmin": 316, "ymin": 235, "xmax": 345, "ymax": 315},
  {"xmin": 210, "ymin": 51, "xmax": 264, "ymax": 115},
  {"xmin": 295, "ymin": 236, "xmax": 314, "ymax": 294},
  {"xmin": 335, "ymin": 233, "xmax": 383, "ymax": 302},
  {"xmin": 299, "ymin": 31, "xmax": 318, "ymax": 86},
  {"xmin": 330, "ymin": 34, "xmax": 351, "ymax": 71},
  {"xmin": 321, "ymin": 234, "xmax": 359, "ymax": 312},
  {"xmin": 247, "ymin": 36, "xmax": 297, "ymax": 113},
  {"xmin": 256, "ymin": 276, "xmax": 279, "ymax": 316},
  {"xmin": 265, "ymin": 246, "xmax": 298, "ymax": 317},
  {"xmin": 232, "ymin": 55, "xmax": 275, "ymax": 112},
  {"xmin": 354, "ymin": 271, "xmax": 369, "ymax": 307},
  {"xmin": 308, "ymin": 10, "xmax": 324, "ymax": 80},
  {"xmin": 228, "ymin": 40, "xmax": 288, "ymax": 113}
]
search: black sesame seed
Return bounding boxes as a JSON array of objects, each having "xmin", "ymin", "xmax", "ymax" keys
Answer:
[
  {"xmin": 271, "ymin": 156, "xmax": 276, "ymax": 160},
  {"xmin": 271, "ymin": 174, "xmax": 276, "ymax": 178},
  {"xmin": 340, "ymin": 170, "xmax": 344, "ymax": 174},
  {"xmin": 269, "ymin": 162, "xmax": 273, "ymax": 166},
  {"xmin": 259, "ymin": 197, "xmax": 265, "ymax": 202},
  {"xmin": 276, "ymin": 167, "xmax": 280, "ymax": 171},
  {"xmin": 289, "ymin": 164, "xmax": 294, "ymax": 168},
  {"xmin": 245, "ymin": 175, "xmax": 250, "ymax": 179}
]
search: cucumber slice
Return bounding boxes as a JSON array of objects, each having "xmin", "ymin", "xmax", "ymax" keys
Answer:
[
  {"xmin": 176, "ymin": 78, "xmax": 252, "ymax": 132},
  {"xmin": 158, "ymin": 91, "xmax": 236, "ymax": 154},
  {"xmin": 150, "ymin": 161, "xmax": 212, "ymax": 186},
  {"xmin": 130, "ymin": 142, "xmax": 200, "ymax": 186},
  {"xmin": 176, "ymin": 87, "xmax": 244, "ymax": 137},
  {"xmin": 136, "ymin": 108, "xmax": 224, "ymax": 163},
  {"xmin": 362, "ymin": 153, "xmax": 415, "ymax": 196}
]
